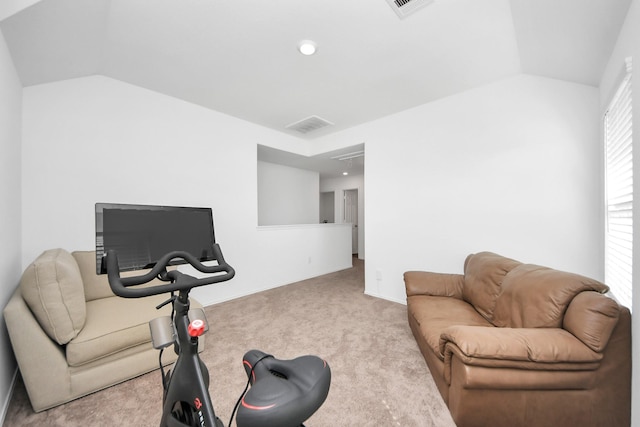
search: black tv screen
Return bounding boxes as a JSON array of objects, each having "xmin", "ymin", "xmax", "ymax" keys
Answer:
[{"xmin": 95, "ymin": 203, "xmax": 216, "ymax": 274}]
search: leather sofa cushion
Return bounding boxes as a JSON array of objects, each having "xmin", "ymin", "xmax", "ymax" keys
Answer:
[
  {"xmin": 440, "ymin": 325, "xmax": 602, "ymax": 365},
  {"xmin": 493, "ymin": 264, "xmax": 609, "ymax": 328},
  {"xmin": 462, "ymin": 252, "xmax": 520, "ymax": 323},
  {"xmin": 66, "ymin": 293, "xmax": 173, "ymax": 367},
  {"xmin": 563, "ymin": 291, "xmax": 620, "ymax": 352},
  {"xmin": 20, "ymin": 248, "xmax": 86, "ymax": 345},
  {"xmin": 407, "ymin": 295, "xmax": 492, "ymax": 359}
]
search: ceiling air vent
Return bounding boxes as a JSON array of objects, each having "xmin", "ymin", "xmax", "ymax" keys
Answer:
[
  {"xmin": 386, "ymin": 0, "xmax": 434, "ymax": 19},
  {"xmin": 285, "ymin": 115, "xmax": 334, "ymax": 134}
]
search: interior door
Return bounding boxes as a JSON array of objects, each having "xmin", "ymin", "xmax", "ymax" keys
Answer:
[{"xmin": 344, "ymin": 189, "xmax": 358, "ymax": 254}]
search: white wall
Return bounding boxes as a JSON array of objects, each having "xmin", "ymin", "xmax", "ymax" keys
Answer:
[
  {"xmin": 320, "ymin": 174, "xmax": 365, "ymax": 259},
  {"xmin": 599, "ymin": 0, "xmax": 639, "ymax": 424},
  {"xmin": 257, "ymin": 161, "xmax": 319, "ymax": 225},
  {"xmin": 317, "ymin": 74, "xmax": 601, "ymax": 303},
  {"xmin": 0, "ymin": 30, "xmax": 22, "ymax": 420},
  {"xmin": 0, "ymin": 0, "xmax": 42, "ymax": 21},
  {"xmin": 21, "ymin": 75, "xmax": 352, "ymax": 307},
  {"xmin": 253, "ymin": 223, "xmax": 352, "ymax": 282}
]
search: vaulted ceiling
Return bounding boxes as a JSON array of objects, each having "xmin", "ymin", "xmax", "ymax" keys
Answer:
[
  {"xmin": 1, "ymin": 0, "xmax": 632, "ymax": 141},
  {"xmin": 0, "ymin": 0, "xmax": 632, "ymax": 178}
]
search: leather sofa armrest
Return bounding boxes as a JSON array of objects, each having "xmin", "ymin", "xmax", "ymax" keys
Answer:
[
  {"xmin": 404, "ymin": 271, "xmax": 464, "ymax": 299},
  {"xmin": 439, "ymin": 325, "xmax": 602, "ymax": 384},
  {"xmin": 563, "ymin": 291, "xmax": 620, "ymax": 352}
]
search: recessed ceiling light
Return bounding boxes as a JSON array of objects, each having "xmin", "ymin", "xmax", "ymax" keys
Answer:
[
  {"xmin": 343, "ymin": 172, "xmax": 349, "ymax": 176},
  {"xmin": 298, "ymin": 40, "xmax": 317, "ymax": 56}
]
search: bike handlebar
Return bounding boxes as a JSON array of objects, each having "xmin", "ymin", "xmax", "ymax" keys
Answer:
[{"xmin": 106, "ymin": 244, "xmax": 235, "ymax": 298}]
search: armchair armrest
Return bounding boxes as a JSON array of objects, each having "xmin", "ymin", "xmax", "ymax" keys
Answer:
[
  {"xmin": 4, "ymin": 288, "xmax": 72, "ymax": 411},
  {"xmin": 404, "ymin": 271, "xmax": 464, "ymax": 299}
]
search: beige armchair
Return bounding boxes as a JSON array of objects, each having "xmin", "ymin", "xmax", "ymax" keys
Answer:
[{"xmin": 4, "ymin": 248, "xmax": 203, "ymax": 412}]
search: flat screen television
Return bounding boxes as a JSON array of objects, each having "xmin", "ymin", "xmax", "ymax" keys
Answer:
[{"xmin": 95, "ymin": 203, "xmax": 216, "ymax": 275}]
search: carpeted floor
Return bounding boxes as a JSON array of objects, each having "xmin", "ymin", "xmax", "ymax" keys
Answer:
[{"xmin": 3, "ymin": 258, "xmax": 455, "ymax": 426}]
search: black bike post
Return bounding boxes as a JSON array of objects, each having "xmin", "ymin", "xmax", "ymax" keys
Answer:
[{"xmin": 160, "ymin": 290, "xmax": 222, "ymax": 427}]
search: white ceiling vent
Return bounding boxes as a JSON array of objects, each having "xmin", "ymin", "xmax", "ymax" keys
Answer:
[
  {"xmin": 386, "ymin": 0, "xmax": 434, "ymax": 19},
  {"xmin": 285, "ymin": 115, "xmax": 334, "ymax": 134}
]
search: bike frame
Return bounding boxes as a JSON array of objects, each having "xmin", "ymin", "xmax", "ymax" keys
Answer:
[
  {"xmin": 106, "ymin": 249, "xmax": 330, "ymax": 427},
  {"xmin": 160, "ymin": 288, "xmax": 223, "ymax": 427}
]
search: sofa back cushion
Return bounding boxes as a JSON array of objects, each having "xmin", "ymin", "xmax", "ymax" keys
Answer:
[
  {"xmin": 20, "ymin": 248, "xmax": 86, "ymax": 345},
  {"xmin": 72, "ymin": 251, "xmax": 116, "ymax": 301},
  {"xmin": 493, "ymin": 264, "xmax": 609, "ymax": 328},
  {"xmin": 73, "ymin": 250, "xmax": 178, "ymax": 302},
  {"xmin": 563, "ymin": 291, "xmax": 620, "ymax": 352},
  {"xmin": 462, "ymin": 252, "xmax": 521, "ymax": 323}
]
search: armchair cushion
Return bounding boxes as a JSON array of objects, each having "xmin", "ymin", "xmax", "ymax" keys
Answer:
[
  {"xmin": 19, "ymin": 248, "xmax": 86, "ymax": 345},
  {"xmin": 66, "ymin": 293, "xmax": 173, "ymax": 367}
]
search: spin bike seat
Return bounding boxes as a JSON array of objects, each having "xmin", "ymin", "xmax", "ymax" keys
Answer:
[{"xmin": 237, "ymin": 350, "xmax": 331, "ymax": 427}]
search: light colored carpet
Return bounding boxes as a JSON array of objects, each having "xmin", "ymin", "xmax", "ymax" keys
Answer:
[{"xmin": 3, "ymin": 258, "xmax": 455, "ymax": 426}]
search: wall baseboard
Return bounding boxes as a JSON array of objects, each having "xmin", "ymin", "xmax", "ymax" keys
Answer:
[
  {"xmin": 0, "ymin": 368, "xmax": 18, "ymax": 426},
  {"xmin": 363, "ymin": 290, "xmax": 406, "ymax": 306}
]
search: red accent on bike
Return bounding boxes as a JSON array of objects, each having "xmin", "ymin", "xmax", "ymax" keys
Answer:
[
  {"xmin": 194, "ymin": 397, "xmax": 202, "ymax": 410},
  {"xmin": 188, "ymin": 319, "xmax": 205, "ymax": 337},
  {"xmin": 243, "ymin": 360, "xmax": 256, "ymax": 382},
  {"xmin": 241, "ymin": 397, "xmax": 276, "ymax": 411}
]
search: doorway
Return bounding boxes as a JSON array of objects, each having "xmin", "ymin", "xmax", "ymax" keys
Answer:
[
  {"xmin": 344, "ymin": 189, "xmax": 358, "ymax": 255},
  {"xmin": 319, "ymin": 191, "xmax": 335, "ymax": 223}
]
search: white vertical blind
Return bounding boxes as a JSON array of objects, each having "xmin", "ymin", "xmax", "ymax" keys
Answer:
[{"xmin": 604, "ymin": 57, "xmax": 633, "ymax": 310}]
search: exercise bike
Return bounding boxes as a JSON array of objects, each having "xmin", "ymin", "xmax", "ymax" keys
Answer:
[{"xmin": 105, "ymin": 246, "xmax": 331, "ymax": 427}]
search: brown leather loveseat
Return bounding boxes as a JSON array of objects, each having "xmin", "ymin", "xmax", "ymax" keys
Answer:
[{"xmin": 404, "ymin": 252, "xmax": 631, "ymax": 427}]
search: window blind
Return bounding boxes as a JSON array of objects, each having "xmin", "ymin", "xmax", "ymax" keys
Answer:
[{"xmin": 604, "ymin": 57, "xmax": 633, "ymax": 310}]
